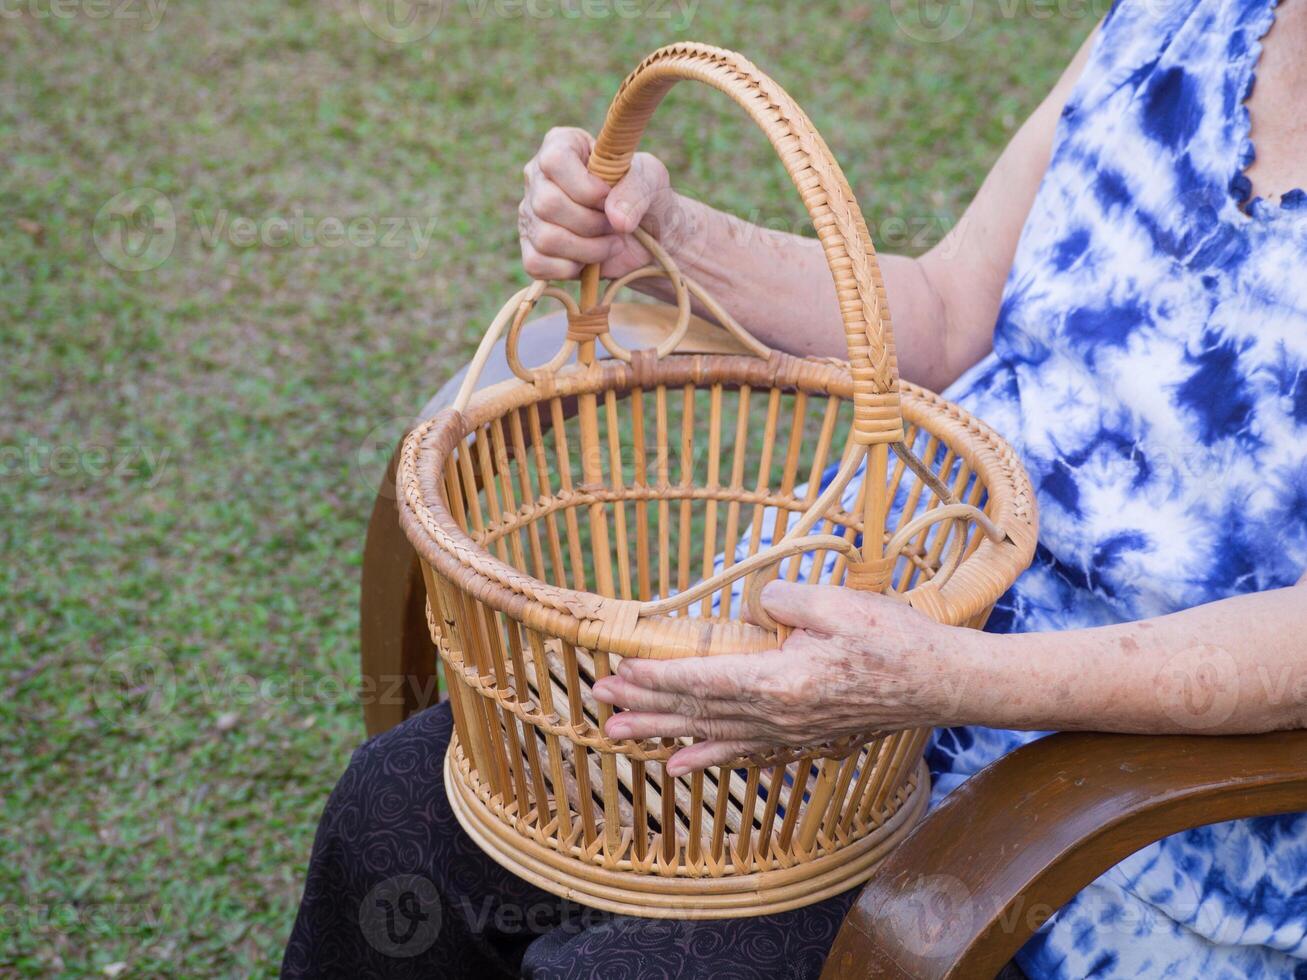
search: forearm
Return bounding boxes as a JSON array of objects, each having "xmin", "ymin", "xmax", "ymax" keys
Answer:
[
  {"xmin": 957, "ymin": 581, "xmax": 1307, "ymax": 735},
  {"xmin": 633, "ymin": 26, "xmax": 1102, "ymax": 393},
  {"xmin": 637, "ymin": 192, "xmax": 960, "ymax": 389}
]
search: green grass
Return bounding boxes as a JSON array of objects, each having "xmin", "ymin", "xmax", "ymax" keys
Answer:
[{"xmin": 0, "ymin": 2, "xmax": 1092, "ymax": 975}]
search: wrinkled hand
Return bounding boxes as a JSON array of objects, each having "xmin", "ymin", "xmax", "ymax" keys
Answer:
[
  {"xmin": 519, "ymin": 126, "xmax": 676, "ymax": 281},
  {"xmin": 592, "ymin": 580, "xmax": 978, "ymax": 775}
]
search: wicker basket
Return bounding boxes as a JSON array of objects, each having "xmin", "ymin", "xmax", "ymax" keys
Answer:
[{"xmin": 398, "ymin": 42, "xmax": 1037, "ymax": 918}]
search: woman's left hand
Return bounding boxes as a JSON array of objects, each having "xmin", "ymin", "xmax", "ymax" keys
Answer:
[{"xmin": 592, "ymin": 580, "xmax": 984, "ymax": 775}]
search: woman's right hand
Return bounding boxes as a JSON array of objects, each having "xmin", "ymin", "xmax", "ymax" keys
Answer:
[{"xmin": 519, "ymin": 126, "xmax": 676, "ymax": 282}]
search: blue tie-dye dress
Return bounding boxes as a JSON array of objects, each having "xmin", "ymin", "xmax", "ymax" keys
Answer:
[
  {"xmin": 706, "ymin": 1, "xmax": 1306, "ymax": 973},
  {"xmin": 923, "ymin": 0, "xmax": 1307, "ymax": 976}
]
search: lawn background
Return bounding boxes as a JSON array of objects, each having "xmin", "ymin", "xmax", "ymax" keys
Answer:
[{"xmin": 1, "ymin": 2, "xmax": 1094, "ymax": 975}]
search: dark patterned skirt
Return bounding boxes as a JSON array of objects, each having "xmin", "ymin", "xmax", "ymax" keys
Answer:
[
  {"xmin": 282, "ymin": 701, "xmax": 1030, "ymax": 979},
  {"xmin": 281, "ymin": 700, "xmax": 870, "ymax": 979}
]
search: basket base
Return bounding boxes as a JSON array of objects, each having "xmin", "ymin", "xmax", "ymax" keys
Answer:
[{"xmin": 443, "ymin": 736, "xmax": 930, "ymax": 919}]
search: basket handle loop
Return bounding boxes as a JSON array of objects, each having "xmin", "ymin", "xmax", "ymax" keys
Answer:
[{"xmin": 583, "ymin": 42, "xmax": 903, "ymax": 446}]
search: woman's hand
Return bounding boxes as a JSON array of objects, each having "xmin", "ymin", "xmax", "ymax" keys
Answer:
[
  {"xmin": 519, "ymin": 126, "xmax": 676, "ymax": 281},
  {"xmin": 592, "ymin": 580, "xmax": 980, "ymax": 775}
]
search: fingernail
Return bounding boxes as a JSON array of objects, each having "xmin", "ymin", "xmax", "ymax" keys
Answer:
[
  {"xmin": 666, "ymin": 761, "xmax": 687, "ymax": 777},
  {"xmin": 605, "ymin": 717, "xmax": 629, "ymax": 737}
]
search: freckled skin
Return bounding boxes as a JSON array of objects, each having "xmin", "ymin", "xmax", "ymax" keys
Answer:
[{"xmin": 591, "ymin": 575, "xmax": 1307, "ymax": 774}]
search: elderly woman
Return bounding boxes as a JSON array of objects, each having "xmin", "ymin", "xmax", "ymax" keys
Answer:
[{"xmin": 284, "ymin": 2, "xmax": 1307, "ymax": 977}]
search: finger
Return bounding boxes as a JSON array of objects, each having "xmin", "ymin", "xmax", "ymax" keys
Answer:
[
  {"xmin": 605, "ymin": 153, "xmax": 669, "ymax": 234},
  {"xmin": 666, "ymin": 740, "xmax": 774, "ymax": 777},
  {"xmin": 536, "ymin": 127, "xmax": 610, "ymax": 209},
  {"xmin": 529, "ymin": 176, "xmax": 612, "ymax": 238},
  {"xmin": 524, "ymin": 210, "xmax": 621, "ymax": 267},
  {"xmin": 520, "ymin": 239, "xmax": 581, "ymax": 281},
  {"xmin": 615, "ymin": 653, "xmax": 770, "ymax": 699},
  {"xmin": 592, "ymin": 675, "xmax": 684, "ymax": 712},
  {"xmin": 758, "ymin": 580, "xmax": 853, "ymax": 633},
  {"xmin": 604, "ymin": 711, "xmax": 768, "ymax": 742},
  {"xmin": 594, "ymin": 676, "xmax": 763, "ymax": 722}
]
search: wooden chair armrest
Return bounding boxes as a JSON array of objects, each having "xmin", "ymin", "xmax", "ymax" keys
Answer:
[
  {"xmin": 822, "ymin": 728, "xmax": 1307, "ymax": 979},
  {"xmin": 360, "ymin": 441, "xmax": 440, "ymax": 736}
]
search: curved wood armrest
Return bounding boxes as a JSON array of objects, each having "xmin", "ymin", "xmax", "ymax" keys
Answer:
[
  {"xmin": 823, "ymin": 728, "xmax": 1307, "ymax": 980},
  {"xmin": 361, "ymin": 440, "xmax": 441, "ymax": 736}
]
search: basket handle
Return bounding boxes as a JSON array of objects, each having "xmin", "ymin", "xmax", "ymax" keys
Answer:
[{"xmin": 584, "ymin": 42, "xmax": 903, "ymax": 446}]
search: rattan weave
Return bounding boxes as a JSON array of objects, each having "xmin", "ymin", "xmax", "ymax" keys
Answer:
[{"xmin": 397, "ymin": 42, "xmax": 1038, "ymax": 917}]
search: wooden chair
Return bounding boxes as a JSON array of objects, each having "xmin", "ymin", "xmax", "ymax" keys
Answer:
[{"xmin": 360, "ymin": 302, "xmax": 1307, "ymax": 979}]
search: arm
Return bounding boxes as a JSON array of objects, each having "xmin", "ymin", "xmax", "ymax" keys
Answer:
[
  {"xmin": 520, "ymin": 29, "xmax": 1099, "ymax": 392},
  {"xmin": 592, "ymin": 575, "xmax": 1307, "ymax": 774},
  {"xmin": 969, "ymin": 570, "xmax": 1307, "ymax": 736}
]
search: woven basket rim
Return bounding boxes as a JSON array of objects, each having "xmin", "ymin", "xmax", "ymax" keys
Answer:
[{"xmin": 397, "ymin": 353, "xmax": 1037, "ymax": 658}]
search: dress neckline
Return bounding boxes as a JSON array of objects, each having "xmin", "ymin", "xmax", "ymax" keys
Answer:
[{"xmin": 1228, "ymin": 0, "xmax": 1307, "ymax": 224}]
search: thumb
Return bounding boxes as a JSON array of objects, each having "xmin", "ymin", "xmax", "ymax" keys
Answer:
[{"xmin": 605, "ymin": 152, "xmax": 670, "ymax": 234}]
